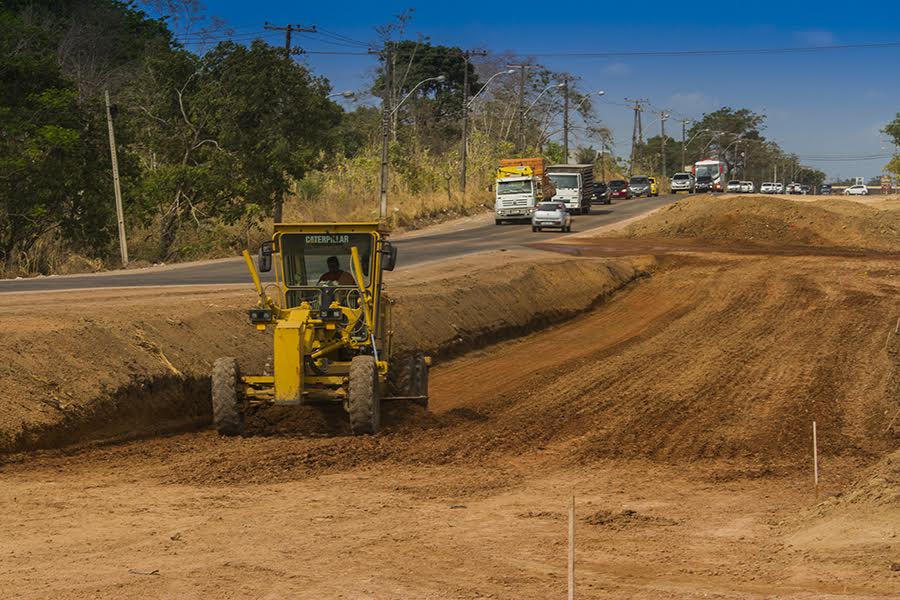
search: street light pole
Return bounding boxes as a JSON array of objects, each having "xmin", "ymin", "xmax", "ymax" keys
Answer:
[
  {"xmin": 379, "ymin": 46, "xmax": 393, "ymax": 221},
  {"xmin": 660, "ymin": 111, "xmax": 670, "ymax": 185},
  {"xmin": 459, "ymin": 50, "xmax": 487, "ymax": 198},
  {"xmin": 562, "ymin": 78, "xmax": 569, "ymax": 164},
  {"xmin": 379, "ymin": 72, "xmax": 446, "ymax": 220},
  {"xmin": 680, "ymin": 119, "xmax": 691, "ymax": 172}
]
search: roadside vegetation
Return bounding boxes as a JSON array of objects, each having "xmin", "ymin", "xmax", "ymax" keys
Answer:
[{"xmin": 3, "ymin": 1, "xmax": 896, "ymax": 277}]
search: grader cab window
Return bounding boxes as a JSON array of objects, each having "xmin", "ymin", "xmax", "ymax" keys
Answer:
[{"xmin": 280, "ymin": 233, "xmax": 374, "ymax": 289}]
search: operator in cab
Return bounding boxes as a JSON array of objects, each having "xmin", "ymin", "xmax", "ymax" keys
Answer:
[{"xmin": 318, "ymin": 255, "xmax": 356, "ymax": 285}]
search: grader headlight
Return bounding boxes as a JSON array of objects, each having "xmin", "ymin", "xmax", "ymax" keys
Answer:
[{"xmin": 248, "ymin": 308, "xmax": 274, "ymax": 324}]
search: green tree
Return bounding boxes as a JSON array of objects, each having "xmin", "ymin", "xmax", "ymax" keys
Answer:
[
  {"xmin": 882, "ymin": 113, "xmax": 900, "ymax": 147},
  {"xmin": 0, "ymin": 10, "xmax": 112, "ymax": 269}
]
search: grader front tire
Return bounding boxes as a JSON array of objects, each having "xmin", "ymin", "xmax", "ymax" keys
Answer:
[
  {"xmin": 212, "ymin": 357, "xmax": 245, "ymax": 436},
  {"xmin": 348, "ymin": 355, "xmax": 380, "ymax": 435}
]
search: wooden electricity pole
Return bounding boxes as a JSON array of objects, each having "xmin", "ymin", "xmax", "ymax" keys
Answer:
[
  {"xmin": 104, "ymin": 90, "xmax": 128, "ymax": 267},
  {"xmin": 264, "ymin": 22, "xmax": 316, "ymax": 223}
]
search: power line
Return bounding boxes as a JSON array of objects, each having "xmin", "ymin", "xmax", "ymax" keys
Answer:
[{"xmin": 518, "ymin": 40, "xmax": 900, "ymax": 58}]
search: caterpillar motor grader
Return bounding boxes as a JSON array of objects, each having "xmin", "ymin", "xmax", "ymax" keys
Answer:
[{"xmin": 211, "ymin": 222, "xmax": 428, "ymax": 436}]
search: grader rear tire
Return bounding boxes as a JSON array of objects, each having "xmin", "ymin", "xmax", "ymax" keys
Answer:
[
  {"xmin": 348, "ymin": 355, "xmax": 380, "ymax": 435},
  {"xmin": 389, "ymin": 351, "xmax": 430, "ymax": 409},
  {"xmin": 212, "ymin": 357, "xmax": 245, "ymax": 436}
]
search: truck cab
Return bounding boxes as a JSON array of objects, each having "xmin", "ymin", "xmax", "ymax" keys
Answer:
[{"xmin": 494, "ymin": 160, "xmax": 555, "ymax": 224}]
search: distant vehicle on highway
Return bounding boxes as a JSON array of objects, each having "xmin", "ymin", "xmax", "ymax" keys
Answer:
[
  {"xmin": 727, "ymin": 179, "xmax": 742, "ymax": 193},
  {"xmin": 819, "ymin": 184, "xmax": 833, "ymax": 195},
  {"xmin": 693, "ymin": 158, "xmax": 726, "ymax": 192},
  {"xmin": 671, "ymin": 172, "xmax": 694, "ymax": 193},
  {"xmin": 786, "ymin": 183, "xmax": 803, "ymax": 194},
  {"xmin": 741, "ymin": 181, "xmax": 755, "ymax": 193},
  {"xmin": 760, "ymin": 182, "xmax": 776, "ymax": 194},
  {"xmin": 531, "ymin": 201, "xmax": 572, "ymax": 232},
  {"xmin": 608, "ymin": 179, "xmax": 631, "ymax": 200},
  {"xmin": 800, "ymin": 184, "xmax": 810, "ymax": 195},
  {"xmin": 548, "ymin": 164, "xmax": 594, "ymax": 215},
  {"xmin": 593, "ymin": 181, "xmax": 610, "ymax": 205},
  {"xmin": 694, "ymin": 175, "xmax": 714, "ymax": 193},
  {"xmin": 628, "ymin": 175, "xmax": 652, "ymax": 197},
  {"xmin": 844, "ymin": 184, "xmax": 869, "ymax": 196},
  {"xmin": 774, "ymin": 183, "xmax": 785, "ymax": 193},
  {"xmin": 648, "ymin": 177, "xmax": 660, "ymax": 196}
]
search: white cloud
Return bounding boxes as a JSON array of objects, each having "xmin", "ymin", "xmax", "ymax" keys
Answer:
[
  {"xmin": 793, "ymin": 29, "xmax": 834, "ymax": 46},
  {"xmin": 602, "ymin": 62, "xmax": 631, "ymax": 76}
]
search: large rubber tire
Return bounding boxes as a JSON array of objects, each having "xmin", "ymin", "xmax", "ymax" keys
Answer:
[
  {"xmin": 389, "ymin": 352, "xmax": 430, "ymax": 409},
  {"xmin": 348, "ymin": 355, "xmax": 380, "ymax": 435},
  {"xmin": 212, "ymin": 357, "xmax": 244, "ymax": 436}
]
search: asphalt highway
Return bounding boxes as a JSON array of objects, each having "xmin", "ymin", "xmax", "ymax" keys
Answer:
[{"xmin": 0, "ymin": 195, "xmax": 677, "ymax": 292}]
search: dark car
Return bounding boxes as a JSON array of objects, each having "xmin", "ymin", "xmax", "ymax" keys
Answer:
[
  {"xmin": 593, "ymin": 181, "xmax": 610, "ymax": 205},
  {"xmin": 819, "ymin": 184, "xmax": 832, "ymax": 195},
  {"xmin": 694, "ymin": 175, "xmax": 713, "ymax": 193},
  {"xmin": 608, "ymin": 179, "xmax": 631, "ymax": 200}
]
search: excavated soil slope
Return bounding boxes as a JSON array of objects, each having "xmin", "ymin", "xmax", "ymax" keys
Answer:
[
  {"xmin": 0, "ymin": 251, "xmax": 652, "ymax": 454},
  {"xmin": 612, "ymin": 195, "xmax": 900, "ymax": 252}
]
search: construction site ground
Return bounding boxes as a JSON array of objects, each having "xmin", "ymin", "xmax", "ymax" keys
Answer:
[{"xmin": 2, "ymin": 195, "xmax": 898, "ymax": 599}]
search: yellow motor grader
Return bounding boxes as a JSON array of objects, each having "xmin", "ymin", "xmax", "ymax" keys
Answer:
[{"xmin": 211, "ymin": 222, "xmax": 428, "ymax": 435}]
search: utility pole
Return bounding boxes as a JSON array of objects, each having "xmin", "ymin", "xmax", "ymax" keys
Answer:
[
  {"xmin": 460, "ymin": 49, "xmax": 487, "ymax": 197},
  {"xmin": 104, "ymin": 90, "xmax": 128, "ymax": 267},
  {"xmin": 599, "ymin": 142, "xmax": 607, "ymax": 181},
  {"xmin": 264, "ymin": 22, "xmax": 315, "ymax": 222},
  {"xmin": 506, "ymin": 63, "xmax": 533, "ymax": 153},
  {"xmin": 660, "ymin": 111, "xmax": 670, "ymax": 190},
  {"xmin": 264, "ymin": 22, "xmax": 316, "ymax": 58},
  {"xmin": 679, "ymin": 118, "xmax": 691, "ymax": 172},
  {"xmin": 379, "ymin": 45, "xmax": 393, "ymax": 221},
  {"xmin": 625, "ymin": 98, "xmax": 647, "ymax": 176}
]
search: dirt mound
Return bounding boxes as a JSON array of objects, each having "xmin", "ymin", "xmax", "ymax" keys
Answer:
[
  {"xmin": 119, "ymin": 252, "xmax": 899, "ymax": 488},
  {"xmin": 612, "ymin": 195, "xmax": 900, "ymax": 252},
  {"xmin": 0, "ymin": 251, "xmax": 653, "ymax": 454}
]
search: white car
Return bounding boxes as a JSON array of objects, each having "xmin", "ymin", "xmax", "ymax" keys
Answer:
[
  {"xmin": 844, "ymin": 184, "xmax": 869, "ymax": 196},
  {"xmin": 531, "ymin": 201, "xmax": 572, "ymax": 232},
  {"xmin": 774, "ymin": 183, "xmax": 785, "ymax": 193},
  {"xmin": 671, "ymin": 172, "xmax": 694, "ymax": 193},
  {"xmin": 760, "ymin": 182, "xmax": 776, "ymax": 194},
  {"xmin": 726, "ymin": 179, "xmax": 742, "ymax": 193},
  {"xmin": 740, "ymin": 181, "xmax": 755, "ymax": 193}
]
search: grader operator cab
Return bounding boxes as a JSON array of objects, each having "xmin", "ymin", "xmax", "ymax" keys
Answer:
[{"xmin": 211, "ymin": 222, "xmax": 429, "ymax": 436}]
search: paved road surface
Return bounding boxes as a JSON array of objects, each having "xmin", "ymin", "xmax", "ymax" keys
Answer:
[{"xmin": 0, "ymin": 195, "xmax": 676, "ymax": 292}]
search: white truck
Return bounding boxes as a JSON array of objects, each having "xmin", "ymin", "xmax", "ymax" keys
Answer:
[
  {"xmin": 693, "ymin": 159, "xmax": 727, "ymax": 193},
  {"xmin": 547, "ymin": 164, "xmax": 594, "ymax": 215},
  {"xmin": 495, "ymin": 158, "xmax": 555, "ymax": 225}
]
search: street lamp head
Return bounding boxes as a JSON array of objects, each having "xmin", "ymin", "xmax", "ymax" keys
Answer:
[
  {"xmin": 435, "ymin": 75, "xmax": 446, "ymax": 83},
  {"xmin": 596, "ymin": 90, "xmax": 606, "ymax": 97},
  {"xmin": 505, "ymin": 69, "xmax": 516, "ymax": 74}
]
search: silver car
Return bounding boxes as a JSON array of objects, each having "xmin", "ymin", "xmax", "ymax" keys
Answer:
[{"xmin": 532, "ymin": 201, "xmax": 572, "ymax": 232}]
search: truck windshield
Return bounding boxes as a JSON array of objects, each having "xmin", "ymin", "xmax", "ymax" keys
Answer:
[
  {"xmin": 497, "ymin": 180, "xmax": 533, "ymax": 195},
  {"xmin": 280, "ymin": 233, "xmax": 373, "ymax": 288},
  {"xmin": 548, "ymin": 174, "xmax": 578, "ymax": 189}
]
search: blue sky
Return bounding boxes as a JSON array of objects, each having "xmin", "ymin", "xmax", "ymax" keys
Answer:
[{"xmin": 155, "ymin": 1, "xmax": 900, "ymax": 179}]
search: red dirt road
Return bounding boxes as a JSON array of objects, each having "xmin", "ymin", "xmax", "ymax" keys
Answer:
[{"xmin": 2, "ymin": 252, "xmax": 898, "ymax": 599}]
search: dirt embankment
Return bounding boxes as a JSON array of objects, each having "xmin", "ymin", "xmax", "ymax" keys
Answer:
[
  {"xmin": 612, "ymin": 195, "xmax": 900, "ymax": 252},
  {"xmin": 0, "ymin": 251, "xmax": 653, "ymax": 454}
]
